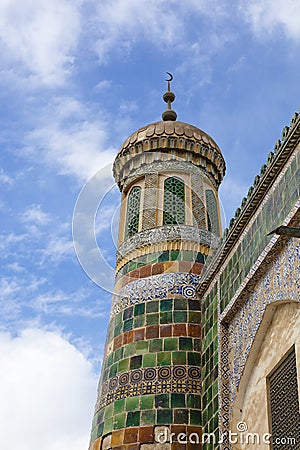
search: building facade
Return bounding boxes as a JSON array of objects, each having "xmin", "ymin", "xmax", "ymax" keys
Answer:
[{"xmin": 89, "ymin": 80, "xmax": 300, "ymax": 450}]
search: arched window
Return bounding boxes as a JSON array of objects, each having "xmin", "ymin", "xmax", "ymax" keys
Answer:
[
  {"xmin": 125, "ymin": 186, "xmax": 141, "ymax": 238},
  {"xmin": 163, "ymin": 177, "xmax": 185, "ymax": 225},
  {"xmin": 205, "ymin": 189, "xmax": 219, "ymax": 235}
]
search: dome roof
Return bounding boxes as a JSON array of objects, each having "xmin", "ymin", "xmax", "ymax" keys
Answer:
[{"xmin": 117, "ymin": 120, "xmax": 222, "ymax": 158}]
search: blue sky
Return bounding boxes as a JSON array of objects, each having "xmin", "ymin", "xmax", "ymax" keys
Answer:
[{"xmin": 0, "ymin": 1, "xmax": 299, "ymax": 449}]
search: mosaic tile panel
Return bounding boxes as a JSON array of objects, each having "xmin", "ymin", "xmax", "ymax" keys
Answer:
[
  {"xmin": 91, "ymin": 283, "xmax": 204, "ymax": 446},
  {"xmin": 141, "ymin": 173, "xmax": 158, "ymax": 231},
  {"xmin": 224, "ymin": 237, "xmax": 300, "ymax": 414},
  {"xmin": 219, "ymin": 150, "xmax": 300, "ymax": 313},
  {"xmin": 111, "ymin": 272, "xmax": 202, "ymax": 318},
  {"xmin": 191, "ymin": 172, "xmax": 206, "ymax": 230},
  {"xmin": 117, "ymin": 224, "xmax": 220, "ymax": 262},
  {"xmin": 201, "ymin": 283, "xmax": 219, "ymax": 450},
  {"xmin": 115, "ymin": 250, "xmax": 206, "ymax": 279}
]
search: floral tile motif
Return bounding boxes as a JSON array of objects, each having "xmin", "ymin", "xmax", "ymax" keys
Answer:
[{"xmin": 111, "ymin": 273, "xmax": 201, "ymax": 318}]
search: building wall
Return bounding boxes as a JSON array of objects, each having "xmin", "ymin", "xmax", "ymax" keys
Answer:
[
  {"xmin": 231, "ymin": 301, "xmax": 300, "ymax": 449},
  {"xmin": 200, "ymin": 112, "xmax": 300, "ymax": 449}
]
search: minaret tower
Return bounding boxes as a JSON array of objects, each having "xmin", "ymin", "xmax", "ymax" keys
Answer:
[{"xmin": 89, "ymin": 75, "xmax": 225, "ymax": 450}]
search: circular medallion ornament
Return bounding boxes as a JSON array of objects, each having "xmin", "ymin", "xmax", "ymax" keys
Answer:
[
  {"xmin": 182, "ymin": 285, "xmax": 196, "ymax": 298},
  {"xmin": 188, "ymin": 366, "xmax": 201, "ymax": 379},
  {"xmin": 119, "ymin": 372, "xmax": 129, "ymax": 386},
  {"xmin": 173, "ymin": 366, "xmax": 187, "ymax": 379},
  {"xmin": 109, "ymin": 376, "xmax": 118, "ymax": 390},
  {"xmin": 101, "ymin": 381, "xmax": 109, "ymax": 395},
  {"xmin": 130, "ymin": 369, "xmax": 143, "ymax": 383},
  {"xmin": 144, "ymin": 367, "xmax": 156, "ymax": 381},
  {"xmin": 158, "ymin": 366, "xmax": 171, "ymax": 380}
]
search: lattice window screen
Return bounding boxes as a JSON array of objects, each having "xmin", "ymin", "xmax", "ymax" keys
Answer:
[
  {"xmin": 268, "ymin": 348, "xmax": 300, "ymax": 450},
  {"xmin": 125, "ymin": 186, "xmax": 141, "ymax": 238},
  {"xmin": 205, "ymin": 189, "xmax": 219, "ymax": 235},
  {"xmin": 163, "ymin": 177, "xmax": 185, "ymax": 225}
]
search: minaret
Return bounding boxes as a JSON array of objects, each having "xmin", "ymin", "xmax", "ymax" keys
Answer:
[{"xmin": 89, "ymin": 75, "xmax": 225, "ymax": 450}]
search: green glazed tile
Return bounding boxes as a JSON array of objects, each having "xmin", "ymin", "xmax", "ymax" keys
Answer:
[
  {"xmin": 114, "ymin": 347, "xmax": 123, "ymax": 362},
  {"xmin": 174, "ymin": 298, "xmax": 187, "ymax": 310},
  {"xmin": 130, "ymin": 355, "xmax": 142, "ymax": 369},
  {"xmin": 146, "ymin": 313, "xmax": 159, "ymax": 325},
  {"xmin": 188, "ymin": 311, "xmax": 201, "ymax": 324},
  {"xmin": 114, "ymin": 398, "xmax": 125, "ymax": 415},
  {"xmin": 171, "ymin": 393, "xmax": 186, "ymax": 408},
  {"xmin": 134, "ymin": 316, "xmax": 145, "ymax": 327},
  {"xmin": 188, "ymin": 352, "xmax": 201, "ymax": 365},
  {"xmin": 160, "ymin": 311, "xmax": 172, "ymax": 324},
  {"xmin": 126, "ymin": 396, "xmax": 139, "ymax": 411},
  {"xmin": 149, "ymin": 338, "xmax": 162, "ymax": 352},
  {"xmin": 114, "ymin": 311, "xmax": 123, "ymax": 325},
  {"xmin": 164, "ymin": 337, "xmax": 178, "ymax": 351},
  {"xmin": 174, "ymin": 409, "xmax": 189, "ymax": 424},
  {"xmin": 147, "ymin": 253, "xmax": 158, "ymax": 263},
  {"xmin": 173, "ymin": 311, "xmax": 187, "ymax": 323},
  {"xmin": 143, "ymin": 353, "xmax": 156, "ymax": 367},
  {"xmin": 170, "ymin": 250, "xmax": 180, "ymax": 260},
  {"xmin": 140, "ymin": 395, "xmax": 154, "ymax": 410},
  {"xmin": 124, "ymin": 343, "xmax": 136, "ymax": 358},
  {"xmin": 123, "ymin": 306, "xmax": 133, "ymax": 320},
  {"xmin": 190, "ymin": 409, "xmax": 201, "ymax": 426},
  {"xmin": 187, "ymin": 394, "xmax": 200, "ymax": 409},
  {"xmin": 114, "ymin": 323, "xmax": 122, "ymax": 337},
  {"xmin": 155, "ymin": 393, "xmax": 170, "ymax": 408},
  {"xmin": 157, "ymin": 352, "xmax": 171, "ymax": 366},
  {"xmin": 109, "ymin": 362, "xmax": 118, "ymax": 377},
  {"xmin": 113, "ymin": 413, "xmax": 126, "ymax": 430},
  {"xmin": 158, "ymin": 251, "xmax": 169, "ymax": 262},
  {"xmin": 136, "ymin": 340, "xmax": 148, "ymax": 354},
  {"xmin": 96, "ymin": 422, "xmax": 104, "ymax": 438},
  {"xmin": 146, "ymin": 301, "xmax": 159, "ymax": 313},
  {"xmin": 128, "ymin": 261, "xmax": 137, "ymax": 271},
  {"xmin": 141, "ymin": 410, "xmax": 156, "ymax": 426},
  {"xmin": 179, "ymin": 337, "xmax": 193, "ymax": 351},
  {"xmin": 160, "ymin": 299, "xmax": 173, "ymax": 311},
  {"xmin": 182, "ymin": 250, "xmax": 194, "ymax": 261},
  {"xmin": 103, "ymin": 418, "xmax": 113, "ymax": 434},
  {"xmin": 104, "ymin": 402, "xmax": 114, "ymax": 419},
  {"xmin": 118, "ymin": 358, "xmax": 130, "ymax": 373},
  {"xmin": 157, "ymin": 409, "xmax": 172, "ymax": 424},
  {"xmin": 126, "ymin": 411, "xmax": 140, "ymax": 427},
  {"xmin": 123, "ymin": 318, "xmax": 133, "ymax": 332},
  {"xmin": 134, "ymin": 303, "xmax": 145, "ymax": 316},
  {"xmin": 172, "ymin": 351, "xmax": 186, "ymax": 365}
]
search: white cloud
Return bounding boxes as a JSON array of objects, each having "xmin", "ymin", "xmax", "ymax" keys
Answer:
[
  {"xmin": 0, "ymin": 328, "xmax": 97, "ymax": 450},
  {"xmin": 0, "ymin": 169, "xmax": 14, "ymax": 186},
  {"xmin": 20, "ymin": 204, "xmax": 51, "ymax": 225},
  {"xmin": 240, "ymin": 0, "xmax": 300, "ymax": 39},
  {"xmin": 92, "ymin": 0, "xmax": 227, "ymax": 63},
  {"xmin": 0, "ymin": 0, "xmax": 82, "ymax": 85},
  {"xmin": 25, "ymin": 97, "xmax": 116, "ymax": 181},
  {"xmin": 43, "ymin": 236, "xmax": 74, "ymax": 263}
]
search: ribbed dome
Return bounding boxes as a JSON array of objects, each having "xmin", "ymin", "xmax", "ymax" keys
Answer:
[{"xmin": 117, "ymin": 120, "xmax": 223, "ymax": 158}]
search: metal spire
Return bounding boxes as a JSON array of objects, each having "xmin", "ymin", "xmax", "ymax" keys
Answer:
[{"xmin": 162, "ymin": 72, "xmax": 177, "ymax": 121}]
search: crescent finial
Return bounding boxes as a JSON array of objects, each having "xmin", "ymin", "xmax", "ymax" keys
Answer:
[{"xmin": 166, "ymin": 72, "xmax": 173, "ymax": 82}]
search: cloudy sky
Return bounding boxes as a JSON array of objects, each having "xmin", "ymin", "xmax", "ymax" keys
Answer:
[{"xmin": 0, "ymin": 1, "xmax": 299, "ymax": 449}]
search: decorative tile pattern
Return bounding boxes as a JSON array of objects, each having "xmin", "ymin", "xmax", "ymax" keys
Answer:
[
  {"xmin": 142, "ymin": 173, "xmax": 158, "ymax": 231},
  {"xmin": 224, "ymin": 237, "xmax": 300, "ymax": 412},
  {"xmin": 111, "ymin": 273, "xmax": 201, "ymax": 318},
  {"xmin": 117, "ymin": 224, "xmax": 220, "ymax": 262},
  {"xmin": 123, "ymin": 158, "xmax": 217, "ymax": 191},
  {"xmin": 97, "ymin": 365, "xmax": 201, "ymax": 408}
]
